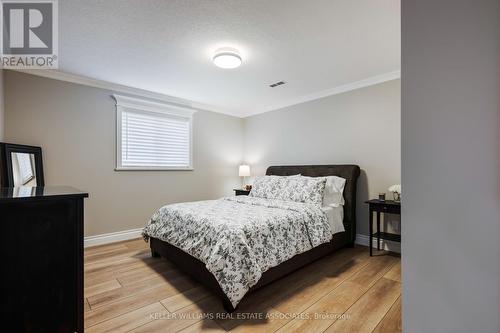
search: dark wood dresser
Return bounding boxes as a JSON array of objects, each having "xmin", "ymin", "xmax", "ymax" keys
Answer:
[{"xmin": 0, "ymin": 186, "xmax": 88, "ymax": 333}]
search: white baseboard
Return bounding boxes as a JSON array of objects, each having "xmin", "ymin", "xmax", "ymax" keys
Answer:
[
  {"xmin": 355, "ymin": 233, "xmax": 401, "ymax": 253},
  {"xmin": 84, "ymin": 229, "xmax": 400, "ymax": 253},
  {"xmin": 84, "ymin": 228, "xmax": 143, "ymax": 248}
]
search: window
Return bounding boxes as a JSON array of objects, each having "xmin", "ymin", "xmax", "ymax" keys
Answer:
[{"xmin": 114, "ymin": 95, "xmax": 195, "ymax": 170}]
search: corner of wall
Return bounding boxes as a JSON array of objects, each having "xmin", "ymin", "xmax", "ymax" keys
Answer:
[{"xmin": 241, "ymin": 114, "xmax": 248, "ymax": 164}]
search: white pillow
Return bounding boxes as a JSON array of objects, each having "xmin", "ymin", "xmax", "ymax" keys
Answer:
[
  {"xmin": 300, "ymin": 175, "xmax": 346, "ymax": 207},
  {"xmin": 322, "ymin": 176, "xmax": 346, "ymax": 207}
]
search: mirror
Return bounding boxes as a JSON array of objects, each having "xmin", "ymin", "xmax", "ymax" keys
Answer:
[
  {"xmin": 0, "ymin": 143, "xmax": 45, "ymax": 187},
  {"xmin": 11, "ymin": 152, "xmax": 37, "ymax": 186}
]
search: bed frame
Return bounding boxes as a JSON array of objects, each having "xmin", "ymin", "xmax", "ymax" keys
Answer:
[{"xmin": 149, "ymin": 164, "xmax": 360, "ymax": 312}]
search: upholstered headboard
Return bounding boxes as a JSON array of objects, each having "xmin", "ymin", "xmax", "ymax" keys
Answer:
[{"xmin": 266, "ymin": 164, "xmax": 360, "ymax": 244}]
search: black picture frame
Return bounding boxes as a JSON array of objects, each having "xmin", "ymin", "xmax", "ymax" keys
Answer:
[{"xmin": 0, "ymin": 143, "xmax": 45, "ymax": 187}]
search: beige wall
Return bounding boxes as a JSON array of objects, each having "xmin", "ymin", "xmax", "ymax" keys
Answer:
[
  {"xmin": 4, "ymin": 71, "xmax": 243, "ymax": 236},
  {"xmin": 4, "ymin": 71, "xmax": 400, "ymax": 239},
  {"xmin": 243, "ymin": 79, "xmax": 401, "ymax": 236}
]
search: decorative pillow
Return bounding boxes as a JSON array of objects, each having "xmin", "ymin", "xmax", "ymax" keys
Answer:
[
  {"xmin": 300, "ymin": 175, "xmax": 346, "ymax": 207},
  {"xmin": 250, "ymin": 175, "xmax": 326, "ymax": 205},
  {"xmin": 276, "ymin": 176, "xmax": 327, "ymax": 204},
  {"xmin": 249, "ymin": 176, "xmax": 286, "ymax": 200}
]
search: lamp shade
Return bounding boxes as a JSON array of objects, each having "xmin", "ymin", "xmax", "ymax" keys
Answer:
[{"xmin": 239, "ymin": 165, "xmax": 250, "ymax": 177}]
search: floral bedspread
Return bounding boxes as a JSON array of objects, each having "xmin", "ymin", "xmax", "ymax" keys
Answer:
[{"xmin": 142, "ymin": 196, "xmax": 332, "ymax": 308}]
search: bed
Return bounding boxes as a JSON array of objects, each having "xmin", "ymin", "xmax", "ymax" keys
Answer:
[{"xmin": 144, "ymin": 164, "xmax": 360, "ymax": 312}]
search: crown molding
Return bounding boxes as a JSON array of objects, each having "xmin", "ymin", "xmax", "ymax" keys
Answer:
[
  {"xmin": 10, "ymin": 69, "xmax": 400, "ymax": 119},
  {"xmin": 243, "ymin": 70, "xmax": 401, "ymax": 117},
  {"xmin": 9, "ymin": 69, "xmax": 235, "ymax": 116}
]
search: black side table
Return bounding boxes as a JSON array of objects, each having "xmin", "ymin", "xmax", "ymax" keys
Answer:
[
  {"xmin": 233, "ymin": 189, "xmax": 250, "ymax": 196},
  {"xmin": 365, "ymin": 199, "xmax": 401, "ymax": 256}
]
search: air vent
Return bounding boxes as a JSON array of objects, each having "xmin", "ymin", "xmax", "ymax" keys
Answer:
[{"xmin": 269, "ymin": 81, "xmax": 286, "ymax": 88}]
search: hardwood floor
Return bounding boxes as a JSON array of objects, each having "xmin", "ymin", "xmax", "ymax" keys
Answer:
[{"xmin": 84, "ymin": 239, "xmax": 401, "ymax": 333}]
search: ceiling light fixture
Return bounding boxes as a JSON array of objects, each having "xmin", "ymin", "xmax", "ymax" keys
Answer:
[{"xmin": 213, "ymin": 48, "xmax": 242, "ymax": 69}]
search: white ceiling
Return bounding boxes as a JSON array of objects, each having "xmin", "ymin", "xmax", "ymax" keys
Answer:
[{"xmin": 59, "ymin": 0, "xmax": 400, "ymax": 117}]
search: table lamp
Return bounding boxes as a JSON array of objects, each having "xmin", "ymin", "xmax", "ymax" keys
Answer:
[{"xmin": 239, "ymin": 165, "xmax": 250, "ymax": 189}]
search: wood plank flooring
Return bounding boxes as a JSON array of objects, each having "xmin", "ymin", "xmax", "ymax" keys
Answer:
[{"xmin": 84, "ymin": 238, "xmax": 401, "ymax": 333}]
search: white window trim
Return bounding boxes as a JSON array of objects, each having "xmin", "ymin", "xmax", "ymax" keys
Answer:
[{"xmin": 113, "ymin": 94, "xmax": 196, "ymax": 171}]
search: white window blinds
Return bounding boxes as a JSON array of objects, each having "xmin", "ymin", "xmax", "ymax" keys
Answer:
[{"xmin": 114, "ymin": 95, "xmax": 195, "ymax": 170}]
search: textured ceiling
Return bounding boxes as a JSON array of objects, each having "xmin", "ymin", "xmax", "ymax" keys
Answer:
[{"xmin": 59, "ymin": 0, "xmax": 400, "ymax": 117}]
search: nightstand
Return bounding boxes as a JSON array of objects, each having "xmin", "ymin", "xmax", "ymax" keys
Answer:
[
  {"xmin": 365, "ymin": 199, "xmax": 401, "ymax": 256},
  {"xmin": 233, "ymin": 189, "xmax": 250, "ymax": 196}
]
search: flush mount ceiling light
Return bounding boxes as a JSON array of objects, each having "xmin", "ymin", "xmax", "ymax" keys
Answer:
[{"xmin": 213, "ymin": 48, "xmax": 242, "ymax": 69}]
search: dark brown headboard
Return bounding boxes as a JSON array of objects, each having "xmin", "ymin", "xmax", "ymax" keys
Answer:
[{"xmin": 266, "ymin": 164, "xmax": 360, "ymax": 244}]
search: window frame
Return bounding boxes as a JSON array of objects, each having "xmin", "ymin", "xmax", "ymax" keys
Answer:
[{"xmin": 113, "ymin": 94, "xmax": 196, "ymax": 171}]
